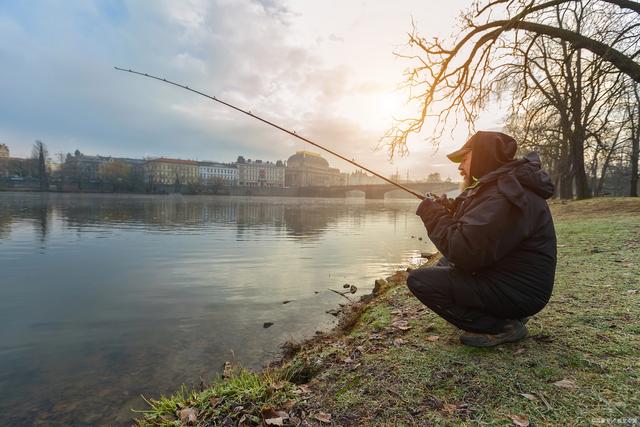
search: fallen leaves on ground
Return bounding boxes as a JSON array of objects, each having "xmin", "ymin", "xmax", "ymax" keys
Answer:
[
  {"xmin": 222, "ymin": 361, "xmax": 234, "ymax": 379},
  {"xmin": 510, "ymin": 414, "xmax": 530, "ymax": 426},
  {"xmin": 513, "ymin": 347, "xmax": 526, "ymax": 355},
  {"xmin": 313, "ymin": 412, "xmax": 332, "ymax": 423},
  {"xmin": 393, "ymin": 338, "xmax": 405, "ymax": 347},
  {"xmin": 176, "ymin": 407, "xmax": 197, "ymax": 425},
  {"xmin": 296, "ymin": 384, "xmax": 311, "ymax": 394},
  {"xmin": 519, "ymin": 393, "xmax": 537, "ymax": 401},
  {"xmin": 426, "ymin": 335, "xmax": 440, "ymax": 342},
  {"xmin": 442, "ymin": 403, "xmax": 458, "ymax": 414},
  {"xmin": 553, "ymin": 378, "xmax": 577, "ymax": 389},
  {"xmin": 262, "ymin": 407, "xmax": 289, "ymax": 426},
  {"xmin": 392, "ymin": 320, "xmax": 412, "ymax": 331}
]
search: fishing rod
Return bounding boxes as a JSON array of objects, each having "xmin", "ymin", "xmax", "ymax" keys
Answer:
[{"xmin": 114, "ymin": 67, "xmax": 424, "ymax": 200}]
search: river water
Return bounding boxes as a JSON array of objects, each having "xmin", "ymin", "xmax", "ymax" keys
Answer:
[{"xmin": 0, "ymin": 192, "xmax": 437, "ymax": 425}]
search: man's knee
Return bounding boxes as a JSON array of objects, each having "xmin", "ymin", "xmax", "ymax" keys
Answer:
[{"xmin": 407, "ymin": 268, "xmax": 440, "ymax": 298}]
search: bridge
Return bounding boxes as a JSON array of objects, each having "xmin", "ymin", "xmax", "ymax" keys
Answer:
[{"xmin": 296, "ymin": 181, "xmax": 459, "ymax": 199}]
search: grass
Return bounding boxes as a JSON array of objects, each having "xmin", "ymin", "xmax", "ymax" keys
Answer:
[{"xmin": 136, "ymin": 198, "xmax": 640, "ymax": 426}]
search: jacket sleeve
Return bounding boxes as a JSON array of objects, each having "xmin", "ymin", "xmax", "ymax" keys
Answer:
[{"xmin": 416, "ymin": 193, "xmax": 529, "ymax": 271}]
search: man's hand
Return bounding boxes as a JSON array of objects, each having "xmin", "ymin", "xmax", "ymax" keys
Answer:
[
  {"xmin": 416, "ymin": 193, "xmax": 438, "ymax": 218},
  {"xmin": 417, "ymin": 193, "xmax": 456, "ymax": 219},
  {"xmin": 433, "ymin": 193, "xmax": 456, "ymax": 213}
]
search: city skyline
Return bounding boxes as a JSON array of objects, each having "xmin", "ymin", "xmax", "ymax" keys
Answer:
[{"xmin": 0, "ymin": 0, "xmax": 503, "ymax": 182}]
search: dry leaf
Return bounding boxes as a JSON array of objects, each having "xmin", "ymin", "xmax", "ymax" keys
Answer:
[
  {"xmin": 313, "ymin": 412, "xmax": 332, "ymax": 423},
  {"xmin": 265, "ymin": 417, "xmax": 284, "ymax": 426},
  {"xmin": 222, "ymin": 361, "xmax": 234, "ymax": 379},
  {"xmin": 553, "ymin": 378, "xmax": 577, "ymax": 389},
  {"xmin": 176, "ymin": 407, "xmax": 197, "ymax": 425},
  {"xmin": 510, "ymin": 414, "xmax": 530, "ymax": 426},
  {"xmin": 520, "ymin": 393, "xmax": 537, "ymax": 401},
  {"xmin": 393, "ymin": 338, "xmax": 405, "ymax": 347},
  {"xmin": 442, "ymin": 403, "xmax": 457, "ymax": 414},
  {"xmin": 270, "ymin": 381, "xmax": 286, "ymax": 390},
  {"xmin": 209, "ymin": 397, "xmax": 221, "ymax": 407},
  {"xmin": 281, "ymin": 399, "xmax": 296, "ymax": 411},
  {"xmin": 297, "ymin": 384, "xmax": 311, "ymax": 394},
  {"xmin": 427, "ymin": 335, "xmax": 440, "ymax": 342},
  {"xmin": 289, "ymin": 416, "xmax": 301, "ymax": 425},
  {"xmin": 514, "ymin": 347, "xmax": 526, "ymax": 355},
  {"xmin": 262, "ymin": 408, "xmax": 289, "ymax": 425},
  {"xmin": 393, "ymin": 320, "xmax": 411, "ymax": 331}
]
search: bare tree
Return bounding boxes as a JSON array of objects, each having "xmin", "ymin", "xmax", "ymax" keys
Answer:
[{"xmin": 386, "ymin": 0, "xmax": 639, "ymax": 199}]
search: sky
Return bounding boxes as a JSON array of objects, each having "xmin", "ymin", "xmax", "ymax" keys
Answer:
[{"xmin": 0, "ymin": 0, "xmax": 505, "ymax": 180}]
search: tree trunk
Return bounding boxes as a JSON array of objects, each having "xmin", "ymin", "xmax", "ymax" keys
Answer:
[{"xmin": 631, "ymin": 116, "xmax": 639, "ymax": 197}]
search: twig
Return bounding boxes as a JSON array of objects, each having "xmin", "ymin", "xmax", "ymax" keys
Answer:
[{"xmin": 328, "ymin": 288, "xmax": 352, "ymax": 301}]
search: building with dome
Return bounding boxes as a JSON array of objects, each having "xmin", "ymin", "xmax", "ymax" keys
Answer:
[{"xmin": 285, "ymin": 151, "xmax": 345, "ymax": 187}]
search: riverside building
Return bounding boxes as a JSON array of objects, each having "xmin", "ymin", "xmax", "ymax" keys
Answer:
[
  {"xmin": 144, "ymin": 158, "xmax": 199, "ymax": 185},
  {"xmin": 285, "ymin": 151, "xmax": 345, "ymax": 187},
  {"xmin": 236, "ymin": 156, "xmax": 285, "ymax": 187},
  {"xmin": 198, "ymin": 162, "xmax": 238, "ymax": 186}
]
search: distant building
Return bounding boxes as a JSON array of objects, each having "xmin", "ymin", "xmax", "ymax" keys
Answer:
[
  {"xmin": 68, "ymin": 152, "xmax": 144, "ymax": 181},
  {"xmin": 237, "ymin": 157, "xmax": 285, "ymax": 187},
  {"xmin": 144, "ymin": 158, "xmax": 198, "ymax": 185},
  {"xmin": 0, "ymin": 144, "xmax": 9, "ymax": 158},
  {"xmin": 285, "ymin": 151, "xmax": 344, "ymax": 187},
  {"xmin": 346, "ymin": 170, "xmax": 385, "ymax": 186},
  {"xmin": 198, "ymin": 162, "xmax": 238, "ymax": 186}
]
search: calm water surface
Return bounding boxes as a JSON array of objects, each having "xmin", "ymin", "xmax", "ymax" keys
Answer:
[{"xmin": 0, "ymin": 192, "xmax": 436, "ymax": 425}]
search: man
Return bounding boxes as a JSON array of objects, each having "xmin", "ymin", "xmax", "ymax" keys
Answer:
[{"xmin": 407, "ymin": 131, "xmax": 556, "ymax": 347}]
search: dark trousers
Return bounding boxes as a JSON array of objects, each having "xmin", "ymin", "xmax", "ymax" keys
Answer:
[{"xmin": 407, "ymin": 258, "xmax": 534, "ymax": 334}]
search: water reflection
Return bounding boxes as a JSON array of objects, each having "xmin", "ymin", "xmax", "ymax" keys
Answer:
[
  {"xmin": 0, "ymin": 194, "xmax": 386, "ymax": 242},
  {"xmin": 0, "ymin": 192, "xmax": 434, "ymax": 426}
]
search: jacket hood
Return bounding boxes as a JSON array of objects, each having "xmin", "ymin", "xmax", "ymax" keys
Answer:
[
  {"xmin": 514, "ymin": 152, "xmax": 555, "ymax": 199},
  {"xmin": 468, "ymin": 131, "xmax": 518, "ymax": 178},
  {"xmin": 475, "ymin": 152, "xmax": 555, "ymax": 209}
]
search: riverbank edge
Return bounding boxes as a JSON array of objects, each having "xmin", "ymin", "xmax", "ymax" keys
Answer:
[
  {"xmin": 135, "ymin": 198, "xmax": 640, "ymax": 426},
  {"xmin": 134, "ymin": 260, "xmax": 431, "ymax": 426}
]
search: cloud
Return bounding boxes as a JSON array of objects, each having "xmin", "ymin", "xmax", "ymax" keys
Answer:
[
  {"xmin": 0, "ymin": 0, "xmax": 489, "ymax": 179},
  {"xmin": 0, "ymin": 0, "xmax": 355, "ymax": 163}
]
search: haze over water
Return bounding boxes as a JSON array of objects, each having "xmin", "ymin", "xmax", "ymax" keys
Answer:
[{"xmin": 0, "ymin": 192, "xmax": 436, "ymax": 425}]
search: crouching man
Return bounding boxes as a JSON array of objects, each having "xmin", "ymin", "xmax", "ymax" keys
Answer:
[{"xmin": 408, "ymin": 131, "xmax": 557, "ymax": 347}]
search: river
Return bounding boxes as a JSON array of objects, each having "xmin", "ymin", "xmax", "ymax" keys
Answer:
[{"xmin": 0, "ymin": 192, "xmax": 438, "ymax": 425}]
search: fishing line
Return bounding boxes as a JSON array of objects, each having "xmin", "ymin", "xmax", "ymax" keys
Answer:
[{"xmin": 114, "ymin": 67, "xmax": 424, "ymax": 200}]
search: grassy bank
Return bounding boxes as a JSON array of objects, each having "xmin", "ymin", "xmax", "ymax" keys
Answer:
[{"xmin": 136, "ymin": 198, "xmax": 639, "ymax": 426}]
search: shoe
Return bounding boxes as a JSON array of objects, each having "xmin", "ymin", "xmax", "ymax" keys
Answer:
[
  {"xmin": 520, "ymin": 316, "xmax": 531, "ymax": 325},
  {"xmin": 460, "ymin": 320, "xmax": 528, "ymax": 348}
]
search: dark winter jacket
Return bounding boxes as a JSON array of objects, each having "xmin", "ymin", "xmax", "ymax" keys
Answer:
[{"xmin": 416, "ymin": 150, "xmax": 557, "ymax": 307}]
